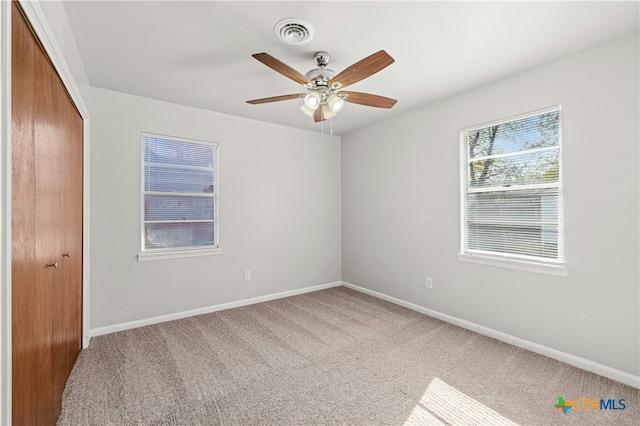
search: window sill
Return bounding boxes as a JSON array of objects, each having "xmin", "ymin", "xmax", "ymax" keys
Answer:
[
  {"xmin": 138, "ymin": 247, "xmax": 221, "ymax": 262},
  {"xmin": 457, "ymin": 253, "xmax": 567, "ymax": 277}
]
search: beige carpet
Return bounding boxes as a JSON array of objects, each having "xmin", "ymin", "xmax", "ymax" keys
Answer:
[{"xmin": 58, "ymin": 286, "xmax": 639, "ymax": 425}]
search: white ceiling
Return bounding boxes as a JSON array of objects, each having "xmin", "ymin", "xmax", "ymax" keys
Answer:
[{"xmin": 62, "ymin": 1, "xmax": 639, "ymax": 136}]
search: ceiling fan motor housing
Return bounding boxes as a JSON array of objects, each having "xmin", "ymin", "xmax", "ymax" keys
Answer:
[
  {"xmin": 305, "ymin": 68, "xmax": 335, "ymax": 88},
  {"xmin": 305, "ymin": 51, "xmax": 335, "ymax": 89}
]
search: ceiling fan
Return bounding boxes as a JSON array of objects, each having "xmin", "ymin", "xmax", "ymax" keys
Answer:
[{"xmin": 246, "ymin": 50, "xmax": 397, "ymax": 122}]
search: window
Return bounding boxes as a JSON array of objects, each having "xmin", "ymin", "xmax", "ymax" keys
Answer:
[
  {"xmin": 138, "ymin": 133, "xmax": 219, "ymax": 261},
  {"xmin": 458, "ymin": 107, "xmax": 566, "ymax": 275}
]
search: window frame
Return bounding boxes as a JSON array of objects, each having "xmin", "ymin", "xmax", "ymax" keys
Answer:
[
  {"xmin": 458, "ymin": 106, "xmax": 567, "ymax": 276},
  {"xmin": 138, "ymin": 132, "xmax": 220, "ymax": 262}
]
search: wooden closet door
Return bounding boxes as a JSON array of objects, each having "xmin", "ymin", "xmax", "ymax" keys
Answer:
[
  {"xmin": 11, "ymin": 2, "xmax": 39, "ymax": 423},
  {"xmin": 52, "ymin": 63, "xmax": 84, "ymax": 411},
  {"xmin": 11, "ymin": 2, "xmax": 83, "ymax": 424}
]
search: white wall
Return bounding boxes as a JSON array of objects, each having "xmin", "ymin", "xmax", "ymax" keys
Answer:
[
  {"xmin": 89, "ymin": 87, "xmax": 341, "ymax": 329},
  {"xmin": 342, "ymin": 33, "xmax": 639, "ymax": 376}
]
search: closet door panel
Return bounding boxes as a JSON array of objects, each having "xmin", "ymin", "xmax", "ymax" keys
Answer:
[
  {"xmin": 11, "ymin": 2, "xmax": 39, "ymax": 422},
  {"xmin": 12, "ymin": 2, "xmax": 83, "ymax": 424},
  {"xmin": 49, "ymin": 59, "xmax": 83, "ymax": 410},
  {"xmin": 34, "ymin": 55, "xmax": 64, "ymax": 424}
]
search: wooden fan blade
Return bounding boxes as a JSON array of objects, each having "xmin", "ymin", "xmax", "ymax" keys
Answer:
[
  {"xmin": 340, "ymin": 91, "xmax": 397, "ymax": 109},
  {"xmin": 328, "ymin": 50, "xmax": 394, "ymax": 90},
  {"xmin": 314, "ymin": 106, "xmax": 326, "ymax": 122},
  {"xmin": 246, "ymin": 94, "xmax": 304, "ymax": 105},
  {"xmin": 252, "ymin": 53, "xmax": 312, "ymax": 87}
]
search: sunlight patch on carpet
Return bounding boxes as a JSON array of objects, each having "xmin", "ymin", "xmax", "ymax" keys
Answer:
[{"xmin": 404, "ymin": 377, "xmax": 519, "ymax": 425}]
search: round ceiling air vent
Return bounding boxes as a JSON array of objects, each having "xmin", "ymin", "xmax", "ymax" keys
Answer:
[{"xmin": 273, "ymin": 18, "xmax": 314, "ymax": 45}]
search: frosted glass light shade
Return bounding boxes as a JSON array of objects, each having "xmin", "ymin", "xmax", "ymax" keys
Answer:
[
  {"xmin": 304, "ymin": 92, "xmax": 321, "ymax": 110},
  {"xmin": 326, "ymin": 94, "xmax": 344, "ymax": 112},
  {"xmin": 300, "ymin": 104, "xmax": 315, "ymax": 117}
]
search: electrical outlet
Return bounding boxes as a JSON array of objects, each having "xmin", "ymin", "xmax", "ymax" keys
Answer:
[
  {"xmin": 244, "ymin": 270, "xmax": 251, "ymax": 281},
  {"xmin": 425, "ymin": 276, "xmax": 433, "ymax": 289}
]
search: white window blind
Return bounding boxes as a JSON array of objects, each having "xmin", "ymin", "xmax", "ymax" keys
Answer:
[
  {"xmin": 460, "ymin": 107, "xmax": 563, "ymax": 266},
  {"xmin": 141, "ymin": 133, "xmax": 218, "ymax": 253}
]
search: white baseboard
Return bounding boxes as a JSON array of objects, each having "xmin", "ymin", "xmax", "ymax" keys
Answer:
[
  {"xmin": 90, "ymin": 281, "xmax": 342, "ymax": 338},
  {"xmin": 342, "ymin": 281, "xmax": 640, "ymax": 389}
]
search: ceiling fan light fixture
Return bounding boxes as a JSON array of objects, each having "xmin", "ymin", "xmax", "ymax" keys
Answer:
[
  {"xmin": 300, "ymin": 104, "xmax": 316, "ymax": 118},
  {"xmin": 303, "ymin": 92, "xmax": 321, "ymax": 110},
  {"xmin": 326, "ymin": 94, "xmax": 345, "ymax": 113},
  {"xmin": 246, "ymin": 49, "xmax": 397, "ymax": 125}
]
